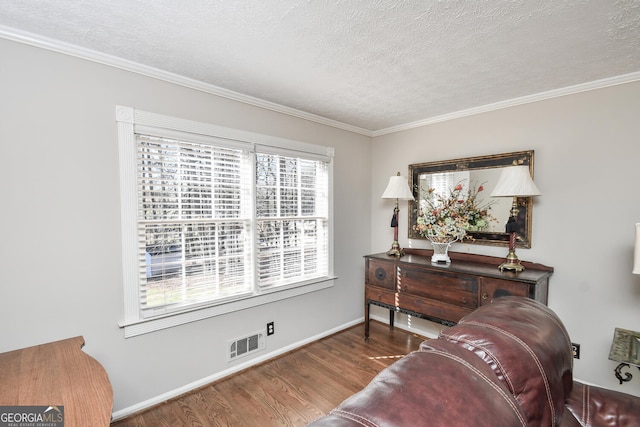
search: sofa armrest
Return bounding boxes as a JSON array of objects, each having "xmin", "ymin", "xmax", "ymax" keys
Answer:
[
  {"xmin": 565, "ymin": 381, "xmax": 640, "ymax": 426},
  {"xmin": 438, "ymin": 297, "xmax": 574, "ymax": 426}
]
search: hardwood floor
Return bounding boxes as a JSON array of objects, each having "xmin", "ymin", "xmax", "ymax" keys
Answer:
[{"xmin": 111, "ymin": 320, "xmax": 427, "ymax": 426}]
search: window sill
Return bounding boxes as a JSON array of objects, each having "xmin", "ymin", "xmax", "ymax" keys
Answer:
[{"xmin": 118, "ymin": 276, "xmax": 336, "ymax": 338}]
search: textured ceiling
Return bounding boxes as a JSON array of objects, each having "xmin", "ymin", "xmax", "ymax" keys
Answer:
[{"xmin": 1, "ymin": 0, "xmax": 639, "ymax": 135}]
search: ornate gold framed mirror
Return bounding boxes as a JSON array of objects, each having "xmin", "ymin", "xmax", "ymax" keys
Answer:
[{"xmin": 408, "ymin": 150, "xmax": 536, "ymax": 247}]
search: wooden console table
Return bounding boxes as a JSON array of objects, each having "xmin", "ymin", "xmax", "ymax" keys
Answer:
[
  {"xmin": 364, "ymin": 249, "xmax": 553, "ymax": 339},
  {"xmin": 0, "ymin": 336, "xmax": 113, "ymax": 426}
]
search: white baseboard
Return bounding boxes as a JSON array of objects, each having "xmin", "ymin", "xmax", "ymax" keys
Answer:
[{"xmin": 111, "ymin": 317, "xmax": 364, "ymax": 421}]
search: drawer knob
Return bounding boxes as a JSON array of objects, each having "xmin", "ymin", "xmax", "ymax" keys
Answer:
[
  {"xmin": 462, "ymin": 297, "xmax": 468, "ymax": 304},
  {"xmin": 375, "ymin": 268, "xmax": 387, "ymax": 281},
  {"xmin": 482, "ymin": 292, "xmax": 489, "ymax": 300}
]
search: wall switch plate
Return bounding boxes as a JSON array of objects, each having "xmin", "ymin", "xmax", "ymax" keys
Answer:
[
  {"xmin": 267, "ymin": 322, "xmax": 275, "ymax": 336},
  {"xmin": 572, "ymin": 343, "xmax": 580, "ymax": 359}
]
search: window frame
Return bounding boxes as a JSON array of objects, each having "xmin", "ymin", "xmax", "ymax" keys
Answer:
[{"xmin": 116, "ymin": 106, "xmax": 335, "ymax": 338}]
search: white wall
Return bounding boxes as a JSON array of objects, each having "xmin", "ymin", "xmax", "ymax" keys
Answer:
[
  {"xmin": 0, "ymin": 38, "xmax": 372, "ymax": 414},
  {"xmin": 371, "ymin": 80, "xmax": 640, "ymax": 397}
]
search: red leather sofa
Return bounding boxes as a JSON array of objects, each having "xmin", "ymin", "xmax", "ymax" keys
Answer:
[{"xmin": 308, "ymin": 297, "xmax": 640, "ymax": 426}]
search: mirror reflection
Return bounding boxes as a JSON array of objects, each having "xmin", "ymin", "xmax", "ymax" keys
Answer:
[
  {"xmin": 408, "ymin": 151, "xmax": 535, "ymax": 247},
  {"xmin": 417, "ymin": 169, "xmax": 512, "ymax": 232}
]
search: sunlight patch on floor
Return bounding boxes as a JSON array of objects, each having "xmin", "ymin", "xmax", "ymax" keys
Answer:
[{"xmin": 367, "ymin": 354, "xmax": 404, "ymax": 360}]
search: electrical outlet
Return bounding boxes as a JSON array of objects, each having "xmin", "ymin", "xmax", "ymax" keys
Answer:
[
  {"xmin": 267, "ymin": 322, "xmax": 275, "ymax": 336},
  {"xmin": 572, "ymin": 343, "xmax": 580, "ymax": 359}
]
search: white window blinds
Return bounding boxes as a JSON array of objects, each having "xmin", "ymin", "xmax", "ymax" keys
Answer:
[
  {"xmin": 137, "ymin": 135, "xmax": 253, "ymax": 316},
  {"xmin": 255, "ymin": 152, "xmax": 329, "ymax": 288}
]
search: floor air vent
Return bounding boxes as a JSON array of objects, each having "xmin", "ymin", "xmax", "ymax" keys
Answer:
[{"xmin": 229, "ymin": 330, "xmax": 265, "ymax": 361}]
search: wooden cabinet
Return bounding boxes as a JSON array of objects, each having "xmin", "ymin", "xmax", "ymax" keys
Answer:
[{"xmin": 364, "ymin": 250, "xmax": 553, "ymax": 339}]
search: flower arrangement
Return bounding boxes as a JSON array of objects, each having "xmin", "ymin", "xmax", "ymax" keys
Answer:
[{"xmin": 413, "ymin": 181, "xmax": 497, "ymax": 243}]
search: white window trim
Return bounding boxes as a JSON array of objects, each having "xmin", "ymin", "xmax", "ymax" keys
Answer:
[{"xmin": 116, "ymin": 106, "xmax": 335, "ymax": 337}]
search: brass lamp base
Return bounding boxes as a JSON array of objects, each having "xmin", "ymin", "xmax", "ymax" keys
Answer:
[
  {"xmin": 386, "ymin": 241, "xmax": 405, "ymax": 257},
  {"xmin": 498, "ymin": 250, "xmax": 525, "ymax": 272},
  {"xmin": 386, "ymin": 200, "xmax": 405, "ymax": 257},
  {"xmin": 499, "ymin": 216, "xmax": 524, "ymax": 272}
]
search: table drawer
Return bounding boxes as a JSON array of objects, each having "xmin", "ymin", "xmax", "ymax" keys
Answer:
[
  {"xmin": 366, "ymin": 285, "xmax": 473, "ymax": 324},
  {"xmin": 397, "ymin": 293, "xmax": 473, "ymax": 324},
  {"xmin": 365, "ymin": 285, "xmax": 397, "ymax": 307},
  {"xmin": 366, "ymin": 259, "xmax": 396, "ymax": 290},
  {"xmin": 480, "ymin": 278, "xmax": 531, "ymax": 305},
  {"xmin": 399, "ymin": 266, "xmax": 478, "ymax": 308}
]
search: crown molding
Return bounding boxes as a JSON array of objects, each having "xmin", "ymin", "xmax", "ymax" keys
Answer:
[
  {"xmin": 2, "ymin": 25, "xmax": 639, "ymax": 140},
  {"xmin": 371, "ymin": 71, "xmax": 640, "ymax": 137},
  {"xmin": 0, "ymin": 25, "xmax": 373, "ymax": 137}
]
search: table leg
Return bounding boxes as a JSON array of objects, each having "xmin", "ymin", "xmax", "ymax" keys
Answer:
[{"xmin": 364, "ymin": 301, "xmax": 370, "ymax": 341}]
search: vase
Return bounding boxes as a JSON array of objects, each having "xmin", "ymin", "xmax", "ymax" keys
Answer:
[{"xmin": 430, "ymin": 241, "xmax": 452, "ymax": 264}]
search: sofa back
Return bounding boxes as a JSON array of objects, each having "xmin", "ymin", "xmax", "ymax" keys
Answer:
[
  {"xmin": 308, "ymin": 342, "xmax": 528, "ymax": 426},
  {"xmin": 435, "ymin": 297, "xmax": 574, "ymax": 427}
]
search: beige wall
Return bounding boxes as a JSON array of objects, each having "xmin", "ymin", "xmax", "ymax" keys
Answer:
[
  {"xmin": 0, "ymin": 38, "xmax": 372, "ymax": 414},
  {"xmin": 371, "ymin": 80, "xmax": 640, "ymax": 396},
  {"xmin": 2, "ymin": 32, "xmax": 639, "ymax": 415}
]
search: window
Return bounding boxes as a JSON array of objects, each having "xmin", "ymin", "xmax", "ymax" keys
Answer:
[
  {"xmin": 137, "ymin": 135, "xmax": 254, "ymax": 317},
  {"xmin": 117, "ymin": 106, "xmax": 334, "ymax": 337},
  {"xmin": 421, "ymin": 171, "xmax": 471, "ymax": 211},
  {"xmin": 255, "ymin": 152, "xmax": 328, "ymax": 288}
]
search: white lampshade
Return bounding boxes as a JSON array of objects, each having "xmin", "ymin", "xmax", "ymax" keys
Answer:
[
  {"xmin": 633, "ymin": 223, "xmax": 640, "ymax": 275},
  {"xmin": 490, "ymin": 165, "xmax": 541, "ymax": 197},
  {"xmin": 381, "ymin": 174, "xmax": 414, "ymax": 200}
]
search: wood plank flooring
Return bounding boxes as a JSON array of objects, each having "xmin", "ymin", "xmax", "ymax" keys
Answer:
[{"xmin": 111, "ymin": 321, "xmax": 427, "ymax": 427}]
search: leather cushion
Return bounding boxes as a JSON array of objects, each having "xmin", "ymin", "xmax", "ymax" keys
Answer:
[
  {"xmin": 438, "ymin": 297, "xmax": 574, "ymax": 427},
  {"xmin": 565, "ymin": 381, "xmax": 640, "ymax": 426},
  {"xmin": 307, "ymin": 343, "xmax": 527, "ymax": 427}
]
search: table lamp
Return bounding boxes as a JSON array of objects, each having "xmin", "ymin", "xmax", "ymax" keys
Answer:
[
  {"xmin": 490, "ymin": 165, "xmax": 541, "ymax": 272},
  {"xmin": 381, "ymin": 172, "xmax": 414, "ymax": 257}
]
